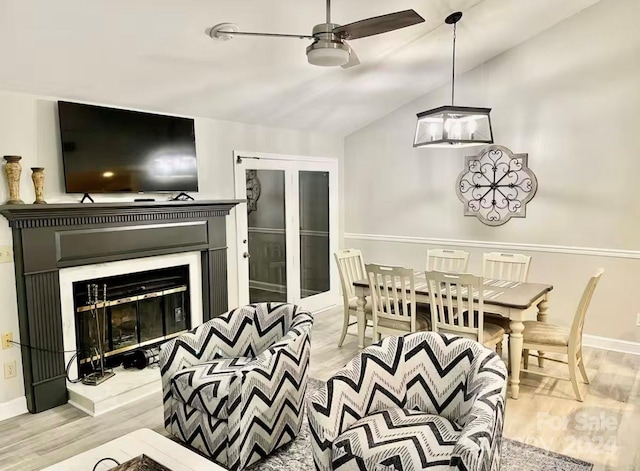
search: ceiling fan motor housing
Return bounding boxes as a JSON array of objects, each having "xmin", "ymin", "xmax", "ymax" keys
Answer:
[{"xmin": 306, "ymin": 23, "xmax": 350, "ymax": 67}]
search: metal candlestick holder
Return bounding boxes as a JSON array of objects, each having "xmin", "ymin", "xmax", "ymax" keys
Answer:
[{"xmin": 81, "ymin": 283, "xmax": 115, "ymax": 386}]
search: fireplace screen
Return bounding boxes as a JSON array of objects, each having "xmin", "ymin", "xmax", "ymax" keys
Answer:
[
  {"xmin": 74, "ymin": 265, "xmax": 190, "ymax": 376},
  {"xmin": 111, "ymin": 303, "xmax": 139, "ymax": 350}
]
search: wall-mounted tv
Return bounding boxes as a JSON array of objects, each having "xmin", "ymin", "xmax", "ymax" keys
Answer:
[{"xmin": 58, "ymin": 101, "xmax": 198, "ymax": 194}]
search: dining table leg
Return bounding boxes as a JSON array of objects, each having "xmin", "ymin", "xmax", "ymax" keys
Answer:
[
  {"xmin": 509, "ymin": 316, "xmax": 525, "ymax": 399},
  {"xmin": 536, "ymin": 298, "xmax": 549, "ymax": 368},
  {"xmin": 356, "ymin": 293, "xmax": 367, "ymax": 349}
]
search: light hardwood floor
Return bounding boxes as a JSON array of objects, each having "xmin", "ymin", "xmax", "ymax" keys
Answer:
[{"xmin": 0, "ymin": 307, "xmax": 638, "ymax": 471}]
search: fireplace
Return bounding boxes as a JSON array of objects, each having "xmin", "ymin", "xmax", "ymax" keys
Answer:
[
  {"xmin": 73, "ymin": 265, "xmax": 191, "ymax": 377},
  {"xmin": 59, "ymin": 251, "xmax": 204, "ymax": 383},
  {"xmin": 0, "ymin": 199, "xmax": 240, "ymax": 413}
]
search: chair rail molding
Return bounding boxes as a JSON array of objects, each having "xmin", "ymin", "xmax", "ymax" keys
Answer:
[{"xmin": 344, "ymin": 233, "xmax": 640, "ymax": 260}]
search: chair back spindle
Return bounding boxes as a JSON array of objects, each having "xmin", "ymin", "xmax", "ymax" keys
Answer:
[
  {"xmin": 426, "ymin": 271, "xmax": 484, "ymax": 344},
  {"xmin": 570, "ymin": 269, "xmax": 604, "ymax": 351},
  {"xmin": 366, "ymin": 264, "xmax": 416, "ymax": 337},
  {"xmin": 335, "ymin": 249, "xmax": 366, "ymax": 300},
  {"xmin": 426, "ymin": 249, "xmax": 470, "ymax": 274},
  {"xmin": 483, "ymin": 252, "xmax": 531, "ymax": 282}
]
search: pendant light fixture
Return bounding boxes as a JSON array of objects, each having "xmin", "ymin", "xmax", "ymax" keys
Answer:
[{"xmin": 413, "ymin": 12, "xmax": 493, "ymax": 148}]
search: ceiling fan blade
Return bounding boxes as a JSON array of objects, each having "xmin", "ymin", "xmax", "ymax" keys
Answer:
[
  {"xmin": 333, "ymin": 9, "xmax": 425, "ymax": 40},
  {"xmin": 341, "ymin": 47, "xmax": 360, "ymax": 69}
]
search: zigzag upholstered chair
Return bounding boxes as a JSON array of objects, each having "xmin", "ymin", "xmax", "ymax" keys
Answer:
[
  {"xmin": 308, "ymin": 332, "xmax": 507, "ymax": 471},
  {"xmin": 159, "ymin": 303, "xmax": 313, "ymax": 470}
]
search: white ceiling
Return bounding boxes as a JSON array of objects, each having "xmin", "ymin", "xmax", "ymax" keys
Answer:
[{"xmin": 0, "ymin": 0, "xmax": 599, "ymax": 135}]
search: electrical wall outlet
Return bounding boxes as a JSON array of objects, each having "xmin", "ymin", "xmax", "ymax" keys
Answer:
[
  {"xmin": 1, "ymin": 332, "xmax": 12, "ymax": 349},
  {"xmin": 4, "ymin": 361, "xmax": 16, "ymax": 379},
  {"xmin": 0, "ymin": 245, "xmax": 12, "ymax": 263},
  {"xmin": 636, "ymin": 313, "xmax": 640, "ymax": 327}
]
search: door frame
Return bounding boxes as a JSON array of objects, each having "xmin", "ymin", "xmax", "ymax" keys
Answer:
[{"xmin": 233, "ymin": 150, "xmax": 339, "ymax": 311}]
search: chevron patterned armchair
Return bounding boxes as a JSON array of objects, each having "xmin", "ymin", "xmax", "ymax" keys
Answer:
[
  {"xmin": 308, "ymin": 332, "xmax": 507, "ymax": 471},
  {"xmin": 159, "ymin": 303, "xmax": 313, "ymax": 470}
]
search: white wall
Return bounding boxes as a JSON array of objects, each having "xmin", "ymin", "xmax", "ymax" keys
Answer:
[
  {"xmin": 344, "ymin": 0, "xmax": 640, "ymax": 344},
  {"xmin": 0, "ymin": 93, "xmax": 34, "ymax": 412},
  {"xmin": 0, "ymin": 89, "xmax": 344, "ymax": 407}
]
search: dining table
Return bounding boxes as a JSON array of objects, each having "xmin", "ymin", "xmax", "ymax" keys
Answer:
[{"xmin": 352, "ymin": 272, "xmax": 553, "ymax": 400}]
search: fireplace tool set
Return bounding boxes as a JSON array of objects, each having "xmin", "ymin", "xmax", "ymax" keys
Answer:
[{"xmin": 82, "ymin": 283, "xmax": 115, "ymax": 386}]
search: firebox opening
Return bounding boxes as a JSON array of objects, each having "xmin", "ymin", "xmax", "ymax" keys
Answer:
[{"xmin": 73, "ymin": 265, "xmax": 191, "ymax": 378}]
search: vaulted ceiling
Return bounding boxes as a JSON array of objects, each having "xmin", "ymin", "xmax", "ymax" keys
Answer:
[{"xmin": 0, "ymin": 0, "xmax": 599, "ymax": 135}]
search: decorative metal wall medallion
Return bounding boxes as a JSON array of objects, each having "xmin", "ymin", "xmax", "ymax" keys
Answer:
[
  {"xmin": 246, "ymin": 170, "xmax": 262, "ymax": 214},
  {"xmin": 456, "ymin": 144, "xmax": 537, "ymax": 226}
]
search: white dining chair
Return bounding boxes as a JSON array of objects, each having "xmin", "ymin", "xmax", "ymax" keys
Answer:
[
  {"xmin": 334, "ymin": 249, "xmax": 373, "ymax": 347},
  {"xmin": 366, "ymin": 264, "xmax": 431, "ymax": 342},
  {"xmin": 521, "ymin": 269, "xmax": 604, "ymax": 402},
  {"xmin": 425, "ymin": 271, "xmax": 505, "ymax": 351},
  {"xmin": 483, "ymin": 252, "xmax": 532, "ymax": 336},
  {"xmin": 483, "ymin": 252, "xmax": 531, "ymax": 282},
  {"xmin": 426, "ymin": 249, "xmax": 470, "ymax": 273}
]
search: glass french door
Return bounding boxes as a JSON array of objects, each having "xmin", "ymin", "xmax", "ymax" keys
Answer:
[{"xmin": 234, "ymin": 153, "xmax": 338, "ymax": 311}]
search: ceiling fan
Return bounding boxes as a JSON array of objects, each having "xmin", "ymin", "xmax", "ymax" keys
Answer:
[{"xmin": 206, "ymin": 0, "xmax": 425, "ymax": 68}]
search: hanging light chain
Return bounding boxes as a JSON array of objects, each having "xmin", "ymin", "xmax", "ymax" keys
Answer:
[{"xmin": 451, "ymin": 21, "xmax": 457, "ymax": 106}]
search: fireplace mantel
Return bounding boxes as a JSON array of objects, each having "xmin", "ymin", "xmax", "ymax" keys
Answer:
[
  {"xmin": 0, "ymin": 199, "xmax": 243, "ymax": 228},
  {"xmin": 0, "ymin": 199, "xmax": 243, "ymax": 414}
]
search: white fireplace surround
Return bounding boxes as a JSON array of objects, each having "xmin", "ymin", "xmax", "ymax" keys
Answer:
[{"xmin": 60, "ymin": 252, "xmax": 204, "ymax": 382}]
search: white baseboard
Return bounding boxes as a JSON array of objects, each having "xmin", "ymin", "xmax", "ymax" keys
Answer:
[
  {"xmin": 583, "ymin": 334, "xmax": 640, "ymax": 355},
  {"xmin": 0, "ymin": 396, "xmax": 28, "ymax": 422}
]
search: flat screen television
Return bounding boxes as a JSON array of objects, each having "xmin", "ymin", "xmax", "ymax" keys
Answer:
[{"xmin": 58, "ymin": 101, "xmax": 198, "ymax": 194}]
